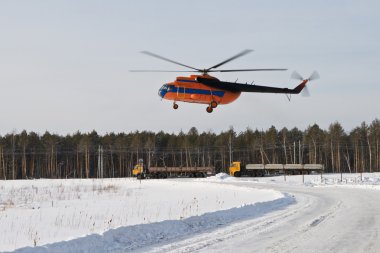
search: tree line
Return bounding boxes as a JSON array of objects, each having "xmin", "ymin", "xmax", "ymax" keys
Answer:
[{"xmin": 0, "ymin": 119, "xmax": 379, "ymax": 179}]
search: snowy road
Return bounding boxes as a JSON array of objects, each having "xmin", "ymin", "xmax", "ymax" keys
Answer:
[{"xmin": 143, "ymin": 182, "xmax": 380, "ymax": 253}]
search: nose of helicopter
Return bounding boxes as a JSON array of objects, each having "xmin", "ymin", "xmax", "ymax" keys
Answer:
[{"xmin": 158, "ymin": 84, "xmax": 168, "ymax": 98}]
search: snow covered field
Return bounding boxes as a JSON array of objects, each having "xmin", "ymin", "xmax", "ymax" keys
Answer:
[
  {"xmin": 0, "ymin": 177, "xmax": 287, "ymax": 252},
  {"xmin": 1, "ymin": 172, "xmax": 380, "ymax": 253}
]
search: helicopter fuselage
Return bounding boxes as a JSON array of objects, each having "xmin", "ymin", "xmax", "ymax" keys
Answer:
[{"xmin": 158, "ymin": 74, "xmax": 241, "ymax": 106}]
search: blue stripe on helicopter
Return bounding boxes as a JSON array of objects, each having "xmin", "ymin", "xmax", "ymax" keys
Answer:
[
  {"xmin": 169, "ymin": 86, "xmax": 225, "ymax": 97},
  {"xmin": 176, "ymin": 79, "xmax": 198, "ymax": 83}
]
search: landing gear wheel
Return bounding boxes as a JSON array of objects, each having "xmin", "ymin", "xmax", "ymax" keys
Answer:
[
  {"xmin": 210, "ymin": 101, "xmax": 218, "ymax": 108},
  {"xmin": 173, "ymin": 103, "xmax": 178, "ymax": 110},
  {"xmin": 206, "ymin": 106, "xmax": 213, "ymax": 113}
]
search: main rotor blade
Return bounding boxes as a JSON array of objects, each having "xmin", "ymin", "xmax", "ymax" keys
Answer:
[
  {"xmin": 130, "ymin": 70, "xmax": 199, "ymax": 72},
  {"xmin": 206, "ymin": 49, "xmax": 253, "ymax": 71},
  {"xmin": 141, "ymin": 51, "xmax": 201, "ymax": 71},
  {"xmin": 208, "ymin": 68, "xmax": 287, "ymax": 72}
]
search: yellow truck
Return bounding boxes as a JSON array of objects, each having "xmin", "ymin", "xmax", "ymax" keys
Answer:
[
  {"xmin": 132, "ymin": 163, "xmax": 145, "ymax": 179},
  {"xmin": 132, "ymin": 160, "xmax": 214, "ymax": 179},
  {"xmin": 229, "ymin": 161, "xmax": 324, "ymax": 177}
]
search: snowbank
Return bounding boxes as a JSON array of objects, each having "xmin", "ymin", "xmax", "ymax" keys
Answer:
[
  {"xmin": 0, "ymin": 177, "xmax": 289, "ymax": 252},
  {"xmin": 210, "ymin": 172, "xmax": 235, "ymax": 181},
  {"xmin": 14, "ymin": 196, "xmax": 293, "ymax": 253},
  {"xmin": 311, "ymin": 173, "xmax": 380, "ymax": 190},
  {"xmin": 218, "ymin": 172, "xmax": 380, "ymax": 190}
]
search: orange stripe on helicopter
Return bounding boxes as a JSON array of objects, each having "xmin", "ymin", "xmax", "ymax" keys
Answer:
[{"xmin": 160, "ymin": 75, "xmax": 241, "ymax": 105}]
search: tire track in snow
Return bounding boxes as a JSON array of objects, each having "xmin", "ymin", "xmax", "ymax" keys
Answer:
[
  {"xmin": 309, "ymin": 201, "xmax": 342, "ymax": 227},
  {"xmin": 268, "ymin": 200, "xmax": 343, "ymax": 253},
  {"xmin": 141, "ymin": 193, "xmax": 312, "ymax": 253}
]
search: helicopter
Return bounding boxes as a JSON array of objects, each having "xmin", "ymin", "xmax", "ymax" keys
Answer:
[{"xmin": 131, "ymin": 50, "xmax": 319, "ymax": 113}]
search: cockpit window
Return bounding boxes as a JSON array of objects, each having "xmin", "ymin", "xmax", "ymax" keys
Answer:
[{"xmin": 158, "ymin": 84, "xmax": 169, "ymax": 97}]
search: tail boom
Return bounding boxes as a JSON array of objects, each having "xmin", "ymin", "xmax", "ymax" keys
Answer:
[{"xmin": 292, "ymin": 80, "xmax": 309, "ymax": 94}]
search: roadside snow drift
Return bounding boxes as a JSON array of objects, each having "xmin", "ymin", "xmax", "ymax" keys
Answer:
[
  {"xmin": 0, "ymin": 175, "xmax": 291, "ymax": 252},
  {"xmin": 224, "ymin": 172, "xmax": 380, "ymax": 190}
]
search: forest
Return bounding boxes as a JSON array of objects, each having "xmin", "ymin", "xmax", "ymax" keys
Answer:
[{"xmin": 0, "ymin": 119, "xmax": 379, "ymax": 179}]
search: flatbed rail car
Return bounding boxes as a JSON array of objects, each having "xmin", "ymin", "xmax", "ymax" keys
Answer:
[
  {"xmin": 229, "ymin": 162, "xmax": 324, "ymax": 177},
  {"xmin": 148, "ymin": 166, "xmax": 214, "ymax": 179},
  {"xmin": 132, "ymin": 161, "xmax": 214, "ymax": 179}
]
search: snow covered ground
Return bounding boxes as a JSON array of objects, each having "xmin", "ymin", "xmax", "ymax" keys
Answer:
[
  {"xmin": 1, "ymin": 172, "xmax": 380, "ymax": 253},
  {"xmin": 0, "ymin": 177, "xmax": 287, "ymax": 252},
  {"xmin": 203, "ymin": 172, "xmax": 380, "ymax": 190}
]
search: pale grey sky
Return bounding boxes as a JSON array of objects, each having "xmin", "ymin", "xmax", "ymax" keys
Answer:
[{"xmin": 0, "ymin": 0, "xmax": 379, "ymax": 135}]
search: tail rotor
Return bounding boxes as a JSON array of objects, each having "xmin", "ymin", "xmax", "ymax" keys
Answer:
[{"xmin": 291, "ymin": 70, "xmax": 320, "ymax": 97}]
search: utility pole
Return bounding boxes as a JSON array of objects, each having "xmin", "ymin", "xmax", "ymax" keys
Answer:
[
  {"xmin": 97, "ymin": 145, "xmax": 104, "ymax": 178},
  {"xmin": 12, "ymin": 133, "xmax": 15, "ymax": 180},
  {"xmin": 101, "ymin": 146, "xmax": 104, "ymax": 178},
  {"xmin": 299, "ymin": 140, "xmax": 302, "ymax": 164},
  {"xmin": 148, "ymin": 148, "xmax": 151, "ymax": 171},
  {"xmin": 111, "ymin": 148, "xmax": 114, "ymax": 178},
  {"xmin": 98, "ymin": 145, "xmax": 100, "ymax": 178},
  {"xmin": 229, "ymin": 133, "xmax": 232, "ymax": 166}
]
